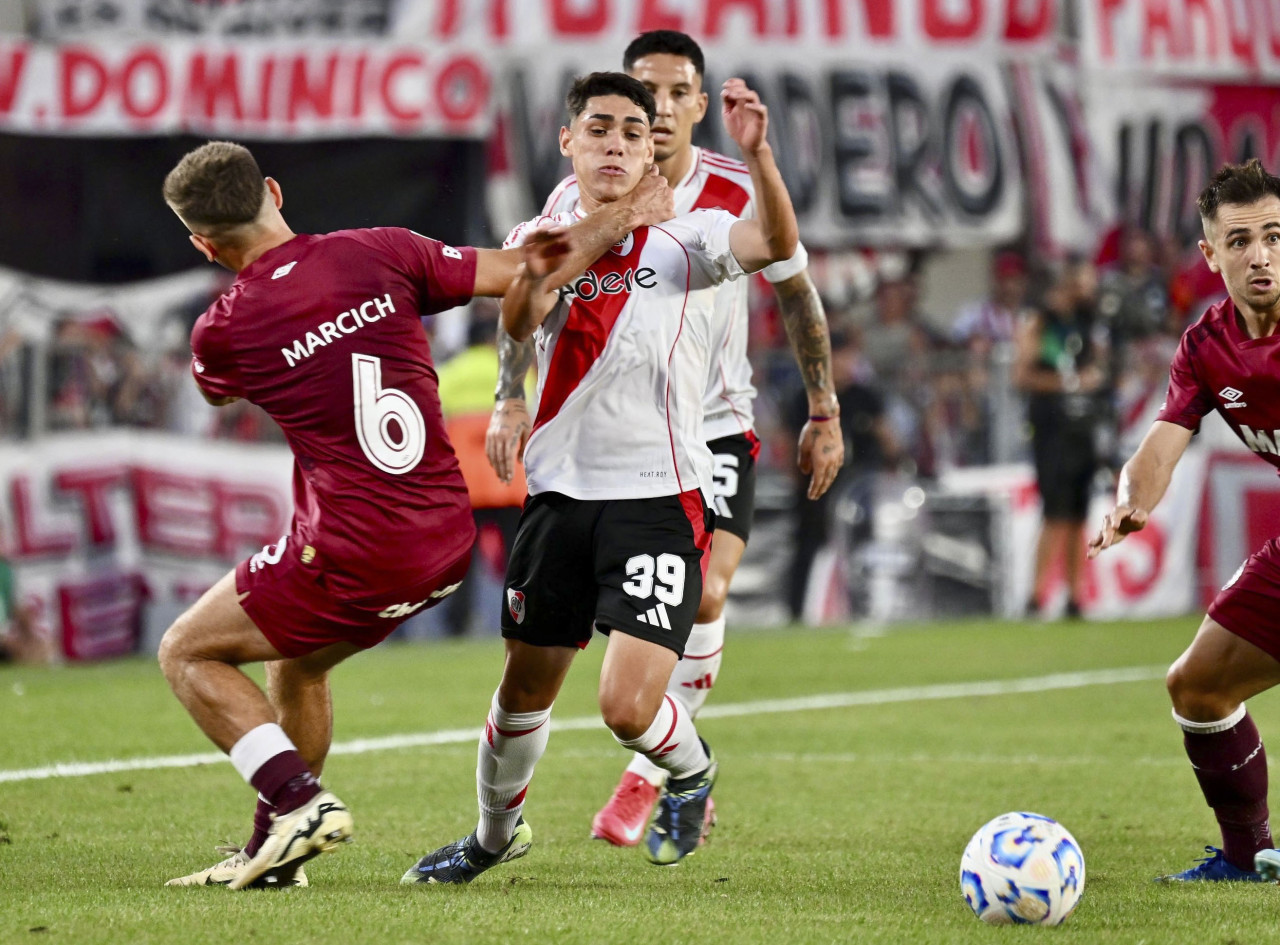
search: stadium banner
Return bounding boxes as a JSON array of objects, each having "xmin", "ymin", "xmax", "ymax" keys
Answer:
[
  {"xmin": 1080, "ymin": 78, "xmax": 1280, "ymax": 243},
  {"xmin": 0, "ymin": 431, "xmax": 293, "ymax": 659},
  {"xmin": 1078, "ymin": 0, "xmax": 1280, "ymax": 81},
  {"xmin": 1197, "ymin": 450, "xmax": 1280, "ymax": 608},
  {"xmin": 0, "ymin": 37, "xmax": 493, "ymax": 138}
]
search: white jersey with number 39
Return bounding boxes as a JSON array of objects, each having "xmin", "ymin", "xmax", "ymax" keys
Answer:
[
  {"xmin": 504, "ymin": 207, "xmax": 745, "ymax": 501},
  {"xmin": 542, "ymin": 146, "xmax": 808, "ymax": 441}
]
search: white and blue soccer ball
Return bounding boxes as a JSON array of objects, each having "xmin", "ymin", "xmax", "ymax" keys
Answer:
[{"xmin": 960, "ymin": 811, "xmax": 1085, "ymax": 926}]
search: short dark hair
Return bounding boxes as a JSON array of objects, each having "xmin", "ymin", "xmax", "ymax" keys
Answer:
[
  {"xmin": 1197, "ymin": 158, "xmax": 1280, "ymax": 224},
  {"xmin": 623, "ymin": 30, "xmax": 705, "ymax": 77},
  {"xmin": 163, "ymin": 141, "xmax": 266, "ymax": 232},
  {"xmin": 566, "ymin": 72, "xmax": 656, "ymax": 127}
]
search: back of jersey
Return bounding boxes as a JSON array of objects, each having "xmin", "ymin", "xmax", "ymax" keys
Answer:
[{"xmin": 190, "ymin": 228, "xmax": 478, "ymax": 598}]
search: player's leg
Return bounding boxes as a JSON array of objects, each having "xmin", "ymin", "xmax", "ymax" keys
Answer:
[
  {"xmin": 1161, "ymin": 576, "xmax": 1280, "ymax": 881},
  {"xmin": 593, "ymin": 490, "xmax": 717, "ymax": 865},
  {"xmin": 159, "ymin": 570, "xmax": 356, "ymax": 888},
  {"xmin": 403, "ymin": 492, "xmax": 594, "ymax": 885}
]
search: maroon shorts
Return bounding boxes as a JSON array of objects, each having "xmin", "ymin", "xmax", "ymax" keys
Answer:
[
  {"xmin": 1208, "ymin": 537, "xmax": 1280, "ymax": 663},
  {"xmin": 235, "ymin": 535, "xmax": 470, "ymax": 659}
]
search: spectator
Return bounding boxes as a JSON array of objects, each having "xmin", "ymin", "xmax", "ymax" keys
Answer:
[
  {"xmin": 1098, "ymin": 226, "xmax": 1170, "ymax": 371},
  {"xmin": 0, "ymin": 554, "xmax": 53, "ymax": 665},
  {"xmin": 1015, "ymin": 258, "xmax": 1110, "ymax": 619},
  {"xmin": 785, "ymin": 328, "xmax": 900, "ymax": 621}
]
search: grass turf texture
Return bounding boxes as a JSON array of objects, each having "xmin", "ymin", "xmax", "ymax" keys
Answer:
[{"xmin": 4, "ymin": 617, "xmax": 1279, "ymax": 944}]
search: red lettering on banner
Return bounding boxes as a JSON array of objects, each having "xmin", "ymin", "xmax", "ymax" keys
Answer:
[
  {"xmin": 1004, "ymin": 0, "xmax": 1054, "ymax": 41},
  {"xmin": 132, "ymin": 468, "xmax": 215, "ymax": 556},
  {"xmin": 212, "ymin": 482, "xmax": 288, "ymax": 559},
  {"xmin": 349, "ymin": 53, "xmax": 367, "ymax": 119},
  {"xmin": 60, "ymin": 47, "xmax": 109, "ymax": 119},
  {"xmin": 638, "ymin": 0, "xmax": 686, "ymax": 32},
  {"xmin": 1184, "ymin": 0, "xmax": 1220, "ymax": 60},
  {"xmin": 0, "ymin": 45, "xmax": 27, "ymax": 115},
  {"xmin": 1223, "ymin": 0, "xmax": 1258, "ymax": 68},
  {"xmin": 381, "ymin": 52, "xmax": 425, "ymax": 123},
  {"xmin": 1270, "ymin": 0, "xmax": 1280, "ymax": 59},
  {"xmin": 120, "ymin": 48, "xmax": 168, "ymax": 121},
  {"xmin": 704, "ymin": 0, "xmax": 769, "ymax": 37},
  {"xmin": 924, "ymin": 0, "xmax": 983, "ymax": 39},
  {"xmin": 436, "ymin": 55, "xmax": 489, "ymax": 125},
  {"xmin": 1097, "ymin": 0, "xmax": 1126, "ymax": 58},
  {"xmin": 187, "ymin": 52, "xmax": 243, "ymax": 122},
  {"xmin": 10, "ymin": 477, "xmax": 75, "ymax": 557},
  {"xmin": 783, "ymin": 0, "xmax": 801, "ymax": 35},
  {"xmin": 257, "ymin": 56, "xmax": 276, "ymax": 122},
  {"xmin": 552, "ymin": 0, "xmax": 608, "ymax": 34},
  {"xmin": 1114, "ymin": 519, "xmax": 1165, "ymax": 598},
  {"xmin": 55, "ymin": 467, "xmax": 127, "ymax": 546},
  {"xmin": 1142, "ymin": 0, "xmax": 1183, "ymax": 58},
  {"xmin": 436, "ymin": 0, "xmax": 463, "ymax": 36},
  {"xmin": 287, "ymin": 53, "xmax": 339, "ymax": 122}
]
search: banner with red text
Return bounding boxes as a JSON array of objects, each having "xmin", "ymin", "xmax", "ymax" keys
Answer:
[{"xmin": 0, "ymin": 432, "xmax": 293, "ymax": 658}]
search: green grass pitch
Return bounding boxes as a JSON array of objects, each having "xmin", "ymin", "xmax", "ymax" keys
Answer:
[{"xmin": 4, "ymin": 617, "xmax": 1280, "ymax": 944}]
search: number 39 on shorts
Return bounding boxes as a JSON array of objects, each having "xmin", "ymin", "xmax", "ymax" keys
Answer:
[
  {"xmin": 622, "ymin": 553, "xmax": 686, "ymax": 606},
  {"xmin": 352, "ymin": 353, "xmax": 427, "ymax": 474}
]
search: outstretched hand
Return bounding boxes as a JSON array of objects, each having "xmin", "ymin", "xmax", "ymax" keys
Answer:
[
  {"xmin": 721, "ymin": 78, "xmax": 769, "ymax": 156},
  {"xmin": 623, "ymin": 165, "xmax": 676, "ymax": 228},
  {"xmin": 1086, "ymin": 506, "xmax": 1149, "ymax": 558},
  {"xmin": 519, "ymin": 225, "xmax": 572, "ymax": 283}
]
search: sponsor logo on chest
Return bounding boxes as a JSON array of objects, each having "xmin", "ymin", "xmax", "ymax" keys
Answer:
[
  {"xmin": 568, "ymin": 266, "xmax": 658, "ymax": 303},
  {"xmin": 1239, "ymin": 424, "xmax": 1280, "ymax": 456},
  {"xmin": 281, "ymin": 293, "xmax": 396, "ymax": 368},
  {"xmin": 1220, "ymin": 386, "xmax": 1248, "ymax": 409}
]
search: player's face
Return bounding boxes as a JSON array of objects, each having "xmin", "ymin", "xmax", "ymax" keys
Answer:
[
  {"xmin": 560, "ymin": 94, "xmax": 654, "ymax": 206},
  {"xmin": 1201, "ymin": 194, "xmax": 1280, "ymax": 318},
  {"xmin": 628, "ymin": 54, "xmax": 707, "ymax": 164}
]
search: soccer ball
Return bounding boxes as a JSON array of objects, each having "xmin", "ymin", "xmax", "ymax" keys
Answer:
[{"xmin": 960, "ymin": 811, "xmax": 1085, "ymax": 926}]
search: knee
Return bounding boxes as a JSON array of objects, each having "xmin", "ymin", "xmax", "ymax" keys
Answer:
[
  {"xmin": 495, "ymin": 680, "xmax": 555, "ymax": 715},
  {"xmin": 599, "ymin": 693, "xmax": 653, "ymax": 742},
  {"xmin": 157, "ymin": 621, "xmax": 191, "ymax": 684},
  {"xmin": 697, "ymin": 577, "xmax": 729, "ymax": 624},
  {"xmin": 1166, "ymin": 660, "xmax": 1233, "ymax": 722}
]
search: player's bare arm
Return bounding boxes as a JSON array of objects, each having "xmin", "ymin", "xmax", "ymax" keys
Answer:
[
  {"xmin": 486, "ymin": 327, "xmax": 536, "ymax": 483},
  {"xmin": 774, "ymin": 270, "xmax": 843, "ymax": 499},
  {"xmin": 722, "ymin": 80, "xmax": 799, "ymax": 272},
  {"xmin": 1087, "ymin": 420, "xmax": 1193, "ymax": 558},
  {"xmin": 502, "ymin": 227, "xmax": 574, "ymax": 341},
  {"xmin": 473, "ymin": 168, "xmax": 674, "ymax": 298}
]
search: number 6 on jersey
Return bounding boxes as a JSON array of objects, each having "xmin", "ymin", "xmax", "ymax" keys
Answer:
[{"xmin": 352, "ymin": 353, "xmax": 426, "ymax": 474}]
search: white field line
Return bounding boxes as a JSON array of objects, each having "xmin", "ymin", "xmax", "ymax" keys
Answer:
[{"xmin": 0, "ymin": 665, "xmax": 1166, "ymax": 784}]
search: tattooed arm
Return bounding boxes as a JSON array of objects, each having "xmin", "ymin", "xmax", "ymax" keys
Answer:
[
  {"xmin": 774, "ymin": 270, "xmax": 844, "ymax": 499},
  {"xmin": 485, "ymin": 324, "xmax": 537, "ymax": 484}
]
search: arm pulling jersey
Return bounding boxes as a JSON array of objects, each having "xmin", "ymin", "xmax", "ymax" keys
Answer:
[
  {"xmin": 504, "ymin": 208, "xmax": 745, "ymax": 501},
  {"xmin": 1157, "ymin": 296, "xmax": 1280, "ymax": 472},
  {"xmin": 190, "ymin": 228, "xmax": 478, "ymax": 598},
  {"xmin": 542, "ymin": 146, "xmax": 808, "ymax": 441}
]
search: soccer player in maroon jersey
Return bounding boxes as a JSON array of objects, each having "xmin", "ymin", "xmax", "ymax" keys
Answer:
[
  {"xmin": 157, "ymin": 141, "xmax": 672, "ymax": 889},
  {"xmin": 1089, "ymin": 159, "xmax": 1280, "ymax": 881},
  {"xmin": 486, "ymin": 29, "xmax": 843, "ymax": 849}
]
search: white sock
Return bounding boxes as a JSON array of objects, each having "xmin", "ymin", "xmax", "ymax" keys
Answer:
[
  {"xmin": 475, "ymin": 692, "xmax": 551, "ymax": 853},
  {"xmin": 616, "ymin": 694, "xmax": 710, "ymax": 782},
  {"xmin": 228, "ymin": 723, "xmax": 296, "ymax": 783},
  {"xmin": 623, "ymin": 616, "xmax": 725, "ymax": 786},
  {"xmin": 1173, "ymin": 703, "xmax": 1247, "ymax": 733}
]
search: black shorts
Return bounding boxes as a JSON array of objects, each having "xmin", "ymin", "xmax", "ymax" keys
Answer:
[
  {"xmin": 1032, "ymin": 427, "xmax": 1096, "ymax": 522},
  {"xmin": 501, "ymin": 490, "xmax": 713, "ymax": 656},
  {"xmin": 707, "ymin": 432, "xmax": 759, "ymax": 543}
]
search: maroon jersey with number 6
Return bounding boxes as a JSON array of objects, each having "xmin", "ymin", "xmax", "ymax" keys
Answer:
[
  {"xmin": 1158, "ymin": 295, "xmax": 1280, "ymax": 473},
  {"xmin": 191, "ymin": 228, "xmax": 478, "ymax": 599}
]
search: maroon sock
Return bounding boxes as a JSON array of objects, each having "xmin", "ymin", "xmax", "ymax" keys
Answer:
[
  {"xmin": 1182, "ymin": 711, "xmax": 1272, "ymax": 871},
  {"xmin": 244, "ymin": 797, "xmax": 275, "ymax": 858},
  {"xmin": 249, "ymin": 750, "xmax": 321, "ymax": 815}
]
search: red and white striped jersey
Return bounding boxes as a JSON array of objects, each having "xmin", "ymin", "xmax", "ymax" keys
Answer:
[
  {"xmin": 503, "ymin": 207, "xmax": 745, "ymax": 500},
  {"xmin": 542, "ymin": 146, "xmax": 808, "ymax": 441}
]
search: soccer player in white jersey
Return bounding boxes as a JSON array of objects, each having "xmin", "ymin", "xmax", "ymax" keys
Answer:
[
  {"xmin": 402, "ymin": 70, "xmax": 799, "ymax": 881},
  {"xmin": 485, "ymin": 30, "xmax": 844, "ymax": 847}
]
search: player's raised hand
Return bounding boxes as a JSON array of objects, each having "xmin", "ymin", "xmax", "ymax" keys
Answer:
[
  {"xmin": 624, "ymin": 165, "xmax": 675, "ymax": 228},
  {"xmin": 485, "ymin": 398, "xmax": 531, "ymax": 484},
  {"xmin": 1086, "ymin": 506, "xmax": 1149, "ymax": 558},
  {"xmin": 797, "ymin": 417, "xmax": 844, "ymax": 500},
  {"xmin": 721, "ymin": 79, "xmax": 769, "ymax": 156}
]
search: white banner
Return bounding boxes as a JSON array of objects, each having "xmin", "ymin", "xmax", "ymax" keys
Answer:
[{"xmin": 0, "ymin": 432, "xmax": 293, "ymax": 658}]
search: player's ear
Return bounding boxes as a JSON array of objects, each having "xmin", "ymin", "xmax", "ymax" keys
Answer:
[
  {"xmin": 1197, "ymin": 238, "xmax": 1218, "ymax": 273},
  {"xmin": 694, "ymin": 90, "xmax": 708, "ymax": 123},
  {"xmin": 189, "ymin": 233, "xmax": 218, "ymax": 264},
  {"xmin": 558, "ymin": 125, "xmax": 573, "ymax": 158},
  {"xmin": 265, "ymin": 177, "xmax": 283, "ymax": 210}
]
